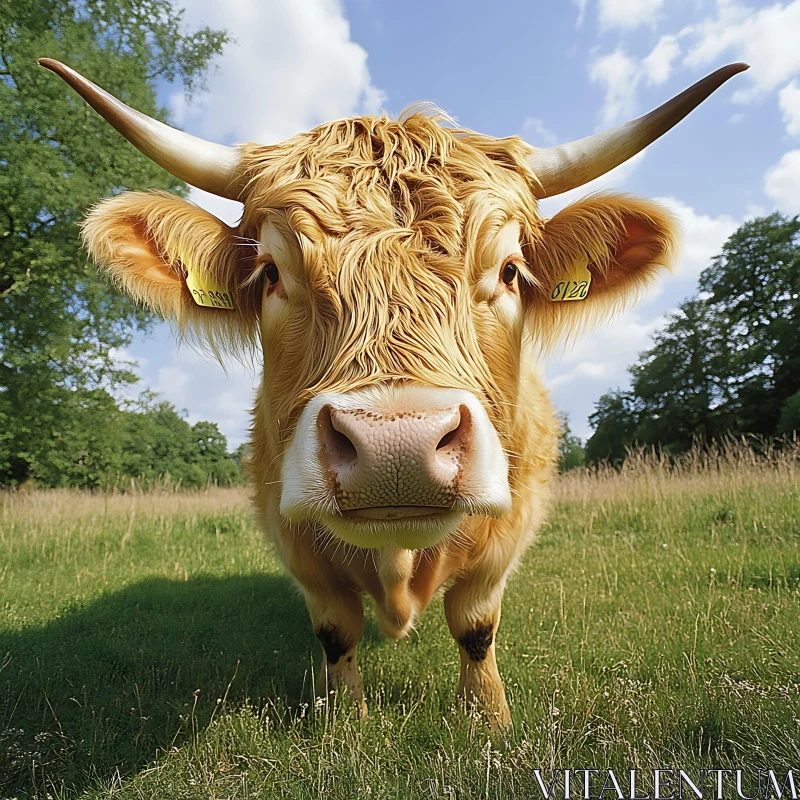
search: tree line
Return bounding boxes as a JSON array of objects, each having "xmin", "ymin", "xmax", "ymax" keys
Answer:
[
  {"xmin": 2, "ymin": 390, "xmax": 247, "ymax": 489},
  {"xmin": 0, "ymin": 1, "xmax": 243, "ymax": 488},
  {"xmin": 584, "ymin": 213, "xmax": 800, "ymax": 464}
]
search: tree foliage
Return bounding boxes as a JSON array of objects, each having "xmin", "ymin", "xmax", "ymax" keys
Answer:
[
  {"xmin": 557, "ymin": 412, "xmax": 585, "ymax": 472},
  {"xmin": 586, "ymin": 214, "xmax": 800, "ymax": 462},
  {"xmin": 116, "ymin": 397, "xmax": 243, "ymax": 489},
  {"xmin": 585, "ymin": 390, "xmax": 638, "ymax": 464},
  {"xmin": 0, "ymin": 0, "xmax": 229, "ymax": 485},
  {"xmin": 698, "ymin": 214, "xmax": 800, "ymax": 435},
  {"xmin": 25, "ymin": 392, "xmax": 246, "ymax": 489}
]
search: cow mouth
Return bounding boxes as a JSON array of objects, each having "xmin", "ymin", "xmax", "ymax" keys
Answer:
[
  {"xmin": 341, "ymin": 506, "xmax": 452, "ymax": 521},
  {"xmin": 319, "ymin": 505, "xmax": 465, "ymax": 549}
]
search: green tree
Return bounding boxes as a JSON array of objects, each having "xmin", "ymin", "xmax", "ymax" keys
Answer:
[
  {"xmin": 631, "ymin": 298, "xmax": 723, "ymax": 450},
  {"xmin": 557, "ymin": 412, "xmax": 585, "ymax": 472},
  {"xmin": 231, "ymin": 442, "xmax": 249, "ymax": 470},
  {"xmin": 120, "ymin": 401, "xmax": 195, "ymax": 484},
  {"xmin": 698, "ymin": 213, "xmax": 800, "ymax": 435},
  {"xmin": 116, "ymin": 398, "xmax": 243, "ymax": 488},
  {"xmin": 778, "ymin": 391, "xmax": 800, "ymax": 436},
  {"xmin": 585, "ymin": 389, "xmax": 639, "ymax": 464},
  {"xmin": 191, "ymin": 420, "xmax": 239, "ymax": 485},
  {"xmin": 0, "ymin": 0, "xmax": 228, "ymax": 485},
  {"xmin": 586, "ymin": 214, "xmax": 800, "ymax": 462}
]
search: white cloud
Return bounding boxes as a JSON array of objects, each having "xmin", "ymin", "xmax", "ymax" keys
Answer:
[
  {"xmin": 521, "ymin": 116, "xmax": 557, "ymax": 146},
  {"xmin": 779, "ymin": 80, "xmax": 800, "ymax": 136},
  {"xmin": 172, "ymin": 0, "xmax": 386, "ymax": 147},
  {"xmin": 574, "ymin": 0, "xmax": 588, "ymax": 27},
  {"xmin": 112, "ymin": 333, "xmax": 258, "ymax": 447},
  {"xmin": 604, "ymin": 0, "xmax": 664, "ymax": 29},
  {"xmin": 764, "ymin": 150, "xmax": 800, "ymax": 214},
  {"xmin": 586, "ymin": 1, "xmax": 800, "ymax": 138},
  {"xmin": 548, "ymin": 311, "xmax": 665, "ymax": 377},
  {"xmin": 548, "ymin": 359, "xmax": 612, "ymax": 389},
  {"xmin": 589, "ymin": 37, "xmax": 681, "ymax": 130},
  {"xmin": 589, "ymin": 48, "xmax": 640, "ymax": 128},
  {"xmin": 592, "ymin": 0, "xmax": 664, "ymax": 30},
  {"xmin": 745, "ymin": 203, "xmax": 768, "ymax": 220},
  {"xmin": 643, "ymin": 35, "xmax": 680, "ymax": 86},
  {"xmin": 682, "ymin": 0, "xmax": 800, "ymax": 104},
  {"xmin": 155, "ymin": 366, "xmax": 191, "ymax": 410},
  {"xmin": 136, "ymin": 344, "xmax": 258, "ymax": 447},
  {"xmin": 546, "ymin": 310, "xmax": 666, "ymax": 438},
  {"xmin": 175, "ymin": 0, "xmax": 386, "ymax": 228},
  {"xmin": 654, "ymin": 197, "xmax": 739, "ymax": 279}
]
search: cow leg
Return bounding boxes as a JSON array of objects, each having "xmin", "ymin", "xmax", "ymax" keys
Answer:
[
  {"xmin": 375, "ymin": 546, "xmax": 416, "ymax": 639},
  {"xmin": 443, "ymin": 575, "xmax": 511, "ymax": 729},
  {"xmin": 302, "ymin": 585, "xmax": 367, "ymax": 717},
  {"xmin": 282, "ymin": 529, "xmax": 368, "ymax": 716}
]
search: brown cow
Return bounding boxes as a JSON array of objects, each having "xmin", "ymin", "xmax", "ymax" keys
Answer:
[{"xmin": 41, "ymin": 58, "xmax": 747, "ymax": 726}]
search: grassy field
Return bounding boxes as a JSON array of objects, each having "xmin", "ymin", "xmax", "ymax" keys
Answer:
[{"xmin": 1, "ymin": 444, "xmax": 799, "ymax": 799}]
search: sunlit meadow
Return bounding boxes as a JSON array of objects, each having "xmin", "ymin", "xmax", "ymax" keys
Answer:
[{"xmin": 1, "ymin": 441, "xmax": 798, "ymax": 799}]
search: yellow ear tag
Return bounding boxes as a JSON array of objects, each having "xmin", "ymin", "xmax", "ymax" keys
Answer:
[
  {"xmin": 185, "ymin": 267, "xmax": 235, "ymax": 310},
  {"xmin": 550, "ymin": 254, "xmax": 592, "ymax": 302}
]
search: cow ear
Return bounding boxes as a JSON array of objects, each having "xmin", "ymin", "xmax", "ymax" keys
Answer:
[
  {"xmin": 524, "ymin": 194, "xmax": 677, "ymax": 346},
  {"xmin": 82, "ymin": 191, "xmax": 258, "ymax": 347}
]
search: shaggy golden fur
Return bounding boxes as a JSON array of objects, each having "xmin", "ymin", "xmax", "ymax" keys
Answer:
[{"xmin": 82, "ymin": 110, "xmax": 677, "ymax": 725}]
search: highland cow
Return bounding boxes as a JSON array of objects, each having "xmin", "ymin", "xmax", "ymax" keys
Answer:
[{"xmin": 40, "ymin": 58, "xmax": 747, "ymax": 726}]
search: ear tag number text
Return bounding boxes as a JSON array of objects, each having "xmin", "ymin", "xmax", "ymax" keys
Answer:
[
  {"xmin": 185, "ymin": 267, "xmax": 235, "ymax": 310},
  {"xmin": 550, "ymin": 254, "xmax": 591, "ymax": 302}
]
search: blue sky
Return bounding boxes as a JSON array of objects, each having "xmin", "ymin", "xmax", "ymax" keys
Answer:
[{"xmin": 119, "ymin": 0, "xmax": 800, "ymax": 445}]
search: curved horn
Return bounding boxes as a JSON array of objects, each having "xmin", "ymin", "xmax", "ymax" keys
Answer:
[
  {"xmin": 38, "ymin": 58, "xmax": 245, "ymax": 200},
  {"xmin": 526, "ymin": 63, "xmax": 749, "ymax": 198}
]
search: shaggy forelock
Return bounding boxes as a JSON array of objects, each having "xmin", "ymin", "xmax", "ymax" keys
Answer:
[
  {"xmin": 236, "ymin": 110, "xmax": 543, "ymax": 434},
  {"xmin": 239, "ymin": 108, "xmax": 542, "ymax": 265}
]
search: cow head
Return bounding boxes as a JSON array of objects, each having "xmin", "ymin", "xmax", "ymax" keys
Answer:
[{"xmin": 40, "ymin": 59, "xmax": 746, "ymax": 549}]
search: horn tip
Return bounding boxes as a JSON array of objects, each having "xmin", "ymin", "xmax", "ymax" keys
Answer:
[
  {"xmin": 727, "ymin": 62, "xmax": 750, "ymax": 75},
  {"xmin": 37, "ymin": 57, "xmax": 64, "ymax": 73}
]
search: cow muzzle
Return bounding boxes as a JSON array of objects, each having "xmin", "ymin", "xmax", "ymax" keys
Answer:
[{"xmin": 279, "ymin": 386, "xmax": 512, "ymax": 549}]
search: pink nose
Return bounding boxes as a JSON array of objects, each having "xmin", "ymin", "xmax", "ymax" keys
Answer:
[{"xmin": 317, "ymin": 403, "xmax": 473, "ymax": 514}]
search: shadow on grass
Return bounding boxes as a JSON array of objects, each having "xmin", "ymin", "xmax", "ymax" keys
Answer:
[{"xmin": 0, "ymin": 574, "xmax": 316, "ymax": 798}]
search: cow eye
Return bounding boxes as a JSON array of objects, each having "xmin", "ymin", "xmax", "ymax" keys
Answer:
[
  {"xmin": 502, "ymin": 262, "xmax": 518, "ymax": 286},
  {"xmin": 264, "ymin": 262, "xmax": 280, "ymax": 286}
]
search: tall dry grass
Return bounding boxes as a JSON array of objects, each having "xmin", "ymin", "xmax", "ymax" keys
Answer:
[
  {"xmin": 3, "ymin": 437, "xmax": 797, "ymax": 527},
  {"xmin": 0, "ymin": 484, "xmax": 251, "ymax": 529},
  {"xmin": 555, "ymin": 435, "xmax": 800, "ymax": 505}
]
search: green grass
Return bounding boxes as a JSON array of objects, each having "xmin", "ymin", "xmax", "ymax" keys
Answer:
[{"xmin": 1, "ymin": 464, "xmax": 799, "ymax": 799}]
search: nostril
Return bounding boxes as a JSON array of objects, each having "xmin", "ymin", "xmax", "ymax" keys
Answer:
[
  {"xmin": 318, "ymin": 405, "xmax": 358, "ymax": 469},
  {"xmin": 330, "ymin": 427, "xmax": 358, "ymax": 463},
  {"xmin": 436, "ymin": 428, "xmax": 458, "ymax": 451},
  {"xmin": 435, "ymin": 404, "xmax": 472, "ymax": 455}
]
